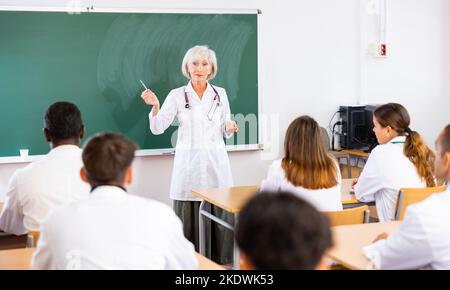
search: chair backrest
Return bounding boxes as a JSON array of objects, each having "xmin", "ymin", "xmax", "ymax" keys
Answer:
[
  {"xmin": 394, "ymin": 185, "xmax": 447, "ymax": 221},
  {"xmin": 320, "ymin": 127, "xmax": 331, "ymax": 151},
  {"xmin": 324, "ymin": 205, "xmax": 370, "ymax": 227}
]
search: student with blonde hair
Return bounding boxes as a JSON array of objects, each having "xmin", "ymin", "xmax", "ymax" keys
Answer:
[
  {"xmin": 354, "ymin": 103, "xmax": 435, "ymax": 221},
  {"xmin": 261, "ymin": 116, "xmax": 342, "ymax": 211}
]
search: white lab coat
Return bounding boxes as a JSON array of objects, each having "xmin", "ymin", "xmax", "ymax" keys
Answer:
[
  {"xmin": 149, "ymin": 81, "xmax": 234, "ymax": 201},
  {"xmin": 0, "ymin": 145, "xmax": 90, "ymax": 235},
  {"xmin": 31, "ymin": 186, "xmax": 198, "ymax": 270},
  {"xmin": 363, "ymin": 185, "xmax": 450, "ymax": 270},
  {"xmin": 354, "ymin": 136, "xmax": 426, "ymax": 221},
  {"xmin": 260, "ymin": 159, "xmax": 343, "ymax": 211}
]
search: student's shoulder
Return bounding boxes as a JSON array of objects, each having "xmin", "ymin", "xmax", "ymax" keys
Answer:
[
  {"xmin": 269, "ymin": 159, "xmax": 283, "ymax": 171},
  {"xmin": 409, "ymin": 190, "xmax": 450, "ymax": 215},
  {"xmin": 41, "ymin": 201, "xmax": 78, "ymax": 230},
  {"xmin": 129, "ymin": 195, "xmax": 177, "ymax": 217},
  {"xmin": 402, "ymin": 193, "xmax": 450, "ymax": 231},
  {"xmin": 368, "ymin": 144, "xmax": 385, "ymax": 156},
  {"xmin": 9, "ymin": 160, "xmax": 40, "ymax": 183}
]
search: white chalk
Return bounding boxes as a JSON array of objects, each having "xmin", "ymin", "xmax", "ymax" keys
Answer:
[{"xmin": 139, "ymin": 80, "xmax": 148, "ymax": 90}]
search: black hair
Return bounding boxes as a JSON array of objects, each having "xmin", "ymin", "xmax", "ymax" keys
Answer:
[
  {"xmin": 236, "ymin": 191, "xmax": 332, "ymax": 270},
  {"xmin": 44, "ymin": 102, "xmax": 83, "ymax": 142}
]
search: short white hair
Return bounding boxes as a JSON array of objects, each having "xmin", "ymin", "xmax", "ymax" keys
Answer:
[{"xmin": 181, "ymin": 45, "xmax": 217, "ymax": 80}]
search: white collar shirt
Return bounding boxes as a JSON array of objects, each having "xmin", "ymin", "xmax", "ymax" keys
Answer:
[
  {"xmin": 260, "ymin": 159, "xmax": 343, "ymax": 211},
  {"xmin": 355, "ymin": 136, "xmax": 426, "ymax": 221},
  {"xmin": 363, "ymin": 186, "xmax": 450, "ymax": 270},
  {"xmin": 0, "ymin": 145, "xmax": 90, "ymax": 235},
  {"xmin": 31, "ymin": 185, "xmax": 198, "ymax": 270}
]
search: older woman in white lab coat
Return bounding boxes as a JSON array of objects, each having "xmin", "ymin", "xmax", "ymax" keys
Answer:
[
  {"xmin": 354, "ymin": 103, "xmax": 435, "ymax": 221},
  {"xmin": 363, "ymin": 125, "xmax": 450, "ymax": 270},
  {"xmin": 141, "ymin": 45, "xmax": 238, "ymax": 264}
]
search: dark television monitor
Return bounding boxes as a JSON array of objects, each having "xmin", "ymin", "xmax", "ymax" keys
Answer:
[
  {"xmin": 338, "ymin": 105, "xmax": 379, "ymax": 151},
  {"xmin": 364, "ymin": 105, "xmax": 379, "ymax": 152}
]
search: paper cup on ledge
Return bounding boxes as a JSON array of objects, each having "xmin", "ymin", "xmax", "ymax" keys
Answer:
[{"xmin": 20, "ymin": 149, "xmax": 29, "ymax": 160}]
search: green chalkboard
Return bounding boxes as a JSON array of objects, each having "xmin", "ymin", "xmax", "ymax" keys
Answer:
[{"xmin": 0, "ymin": 10, "xmax": 258, "ymax": 157}]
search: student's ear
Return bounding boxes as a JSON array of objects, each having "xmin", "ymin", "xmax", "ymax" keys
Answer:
[
  {"xmin": 315, "ymin": 257, "xmax": 331, "ymax": 270},
  {"xmin": 79, "ymin": 124, "xmax": 85, "ymax": 139},
  {"xmin": 43, "ymin": 128, "xmax": 51, "ymax": 142},
  {"xmin": 80, "ymin": 167, "xmax": 89, "ymax": 184},
  {"xmin": 124, "ymin": 167, "xmax": 133, "ymax": 186},
  {"xmin": 385, "ymin": 125, "xmax": 393, "ymax": 137},
  {"xmin": 239, "ymin": 252, "xmax": 254, "ymax": 270},
  {"xmin": 445, "ymin": 152, "xmax": 450, "ymax": 173}
]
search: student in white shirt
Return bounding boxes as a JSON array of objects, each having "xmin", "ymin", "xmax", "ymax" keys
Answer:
[
  {"xmin": 363, "ymin": 124, "xmax": 450, "ymax": 270},
  {"xmin": 354, "ymin": 103, "xmax": 435, "ymax": 222},
  {"xmin": 0, "ymin": 102, "xmax": 89, "ymax": 235},
  {"xmin": 261, "ymin": 116, "xmax": 342, "ymax": 211},
  {"xmin": 236, "ymin": 191, "xmax": 332, "ymax": 270},
  {"xmin": 32, "ymin": 133, "xmax": 197, "ymax": 270}
]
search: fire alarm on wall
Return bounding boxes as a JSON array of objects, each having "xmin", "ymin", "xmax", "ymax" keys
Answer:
[
  {"xmin": 368, "ymin": 42, "xmax": 388, "ymax": 58},
  {"xmin": 380, "ymin": 43, "xmax": 387, "ymax": 56}
]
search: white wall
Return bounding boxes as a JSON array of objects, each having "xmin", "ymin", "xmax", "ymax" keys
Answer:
[
  {"xmin": 362, "ymin": 0, "xmax": 450, "ymax": 145},
  {"xmin": 0, "ymin": 0, "xmax": 448, "ymax": 205}
]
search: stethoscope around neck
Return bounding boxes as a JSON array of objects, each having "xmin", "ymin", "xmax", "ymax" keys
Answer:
[{"xmin": 184, "ymin": 85, "xmax": 222, "ymax": 121}]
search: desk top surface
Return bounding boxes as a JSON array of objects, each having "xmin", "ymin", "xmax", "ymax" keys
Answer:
[
  {"xmin": 327, "ymin": 221, "xmax": 401, "ymax": 270},
  {"xmin": 192, "ymin": 179, "xmax": 359, "ymax": 212},
  {"xmin": 0, "ymin": 247, "xmax": 34, "ymax": 270},
  {"xmin": 0, "ymin": 248, "xmax": 224, "ymax": 270},
  {"xmin": 192, "ymin": 186, "xmax": 259, "ymax": 213},
  {"xmin": 340, "ymin": 149, "xmax": 370, "ymax": 158}
]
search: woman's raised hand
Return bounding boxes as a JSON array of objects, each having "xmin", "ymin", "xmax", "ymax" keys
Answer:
[{"xmin": 141, "ymin": 89, "xmax": 160, "ymax": 107}]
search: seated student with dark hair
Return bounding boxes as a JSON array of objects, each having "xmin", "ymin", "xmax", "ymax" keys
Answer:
[
  {"xmin": 0, "ymin": 102, "xmax": 89, "ymax": 235},
  {"xmin": 32, "ymin": 133, "xmax": 197, "ymax": 270},
  {"xmin": 363, "ymin": 124, "xmax": 450, "ymax": 270},
  {"xmin": 236, "ymin": 191, "xmax": 332, "ymax": 270}
]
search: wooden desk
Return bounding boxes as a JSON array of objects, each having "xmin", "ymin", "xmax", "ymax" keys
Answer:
[
  {"xmin": 340, "ymin": 149, "xmax": 370, "ymax": 158},
  {"xmin": 341, "ymin": 178, "xmax": 358, "ymax": 205},
  {"xmin": 192, "ymin": 186, "xmax": 258, "ymax": 214},
  {"xmin": 330, "ymin": 151, "xmax": 352, "ymax": 178},
  {"xmin": 192, "ymin": 179, "xmax": 365, "ymax": 269},
  {"xmin": 193, "ymin": 186, "xmax": 258, "ymax": 270},
  {"xmin": 192, "ymin": 180, "xmax": 360, "ymax": 213},
  {"xmin": 327, "ymin": 221, "xmax": 401, "ymax": 270},
  {"xmin": 0, "ymin": 247, "xmax": 34, "ymax": 270},
  {"xmin": 0, "ymin": 248, "xmax": 224, "ymax": 270},
  {"xmin": 338, "ymin": 149, "xmax": 370, "ymax": 179},
  {"xmin": 196, "ymin": 253, "xmax": 225, "ymax": 270}
]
